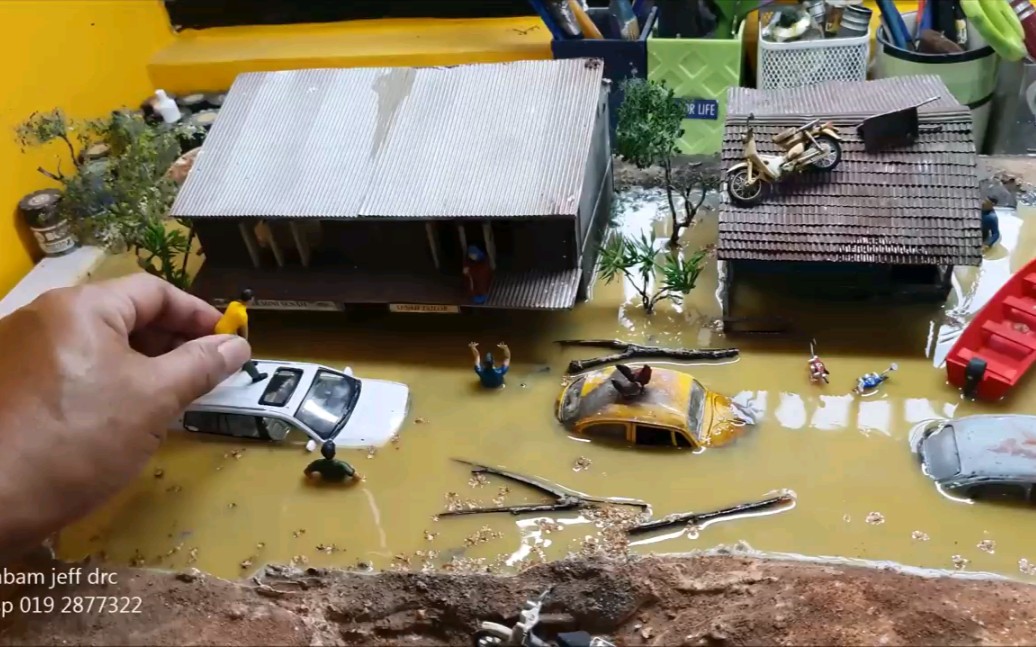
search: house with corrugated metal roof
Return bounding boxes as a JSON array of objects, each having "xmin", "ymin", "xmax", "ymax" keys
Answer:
[
  {"xmin": 170, "ymin": 58, "xmax": 612, "ymax": 313},
  {"xmin": 716, "ymin": 75, "xmax": 983, "ymax": 329}
]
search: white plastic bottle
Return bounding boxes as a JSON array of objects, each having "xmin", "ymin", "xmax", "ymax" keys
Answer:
[{"xmin": 153, "ymin": 89, "xmax": 181, "ymax": 124}]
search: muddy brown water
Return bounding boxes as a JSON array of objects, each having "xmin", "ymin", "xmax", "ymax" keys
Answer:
[{"xmin": 60, "ymin": 191, "xmax": 1036, "ymax": 581}]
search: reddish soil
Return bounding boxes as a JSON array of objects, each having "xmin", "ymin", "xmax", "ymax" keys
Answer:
[{"xmin": 2, "ymin": 549, "xmax": 1036, "ymax": 646}]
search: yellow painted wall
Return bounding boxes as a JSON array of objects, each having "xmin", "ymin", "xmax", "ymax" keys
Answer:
[
  {"xmin": 0, "ymin": 0, "xmax": 174, "ymax": 297},
  {"xmin": 149, "ymin": 16, "xmax": 551, "ymax": 94}
]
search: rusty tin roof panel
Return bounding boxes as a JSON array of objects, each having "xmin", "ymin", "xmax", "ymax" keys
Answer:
[
  {"xmin": 170, "ymin": 67, "xmax": 386, "ymax": 219},
  {"xmin": 717, "ymin": 116, "xmax": 982, "ymax": 266},
  {"xmin": 727, "ymin": 75, "xmax": 964, "ymax": 119},
  {"xmin": 359, "ymin": 60, "xmax": 602, "ymax": 218},
  {"xmin": 170, "ymin": 60, "xmax": 603, "ymax": 220}
]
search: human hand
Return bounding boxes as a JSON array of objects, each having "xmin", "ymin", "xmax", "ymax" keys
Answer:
[
  {"xmin": 469, "ymin": 341, "xmax": 479, "ymax": 349},
  {"xmin": 0, "ymin": 274, "xmax": 252, "ymax": 558},
  {"xmin": 497, "ymin": 342, "xmax": 509, "ymax": 349}
]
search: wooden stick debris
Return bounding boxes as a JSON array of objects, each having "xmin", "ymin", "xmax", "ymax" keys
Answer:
[
  {"xmin": 554, "ymin": 339, "xmax": 739, "ymax": 374},
  {"xmin": 440, "ymin": 459, "xmax": 650, "ymax": 517},
  {"xmin": 626, "ymin": 491, "xmax": 796, "ymax": 535}
]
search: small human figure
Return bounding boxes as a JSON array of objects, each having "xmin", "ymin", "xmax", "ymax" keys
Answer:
[
  {"xmin": 470, "ymin": 341, "xmax": 510, "ymax": 388},
  {"xmin": 303, "ymin": 440, "xmax": 358, "ymax": 484},
  {"xmin": 807, "ymin": 339, "xmax": 830, "ymax": 385},
  {"xmin": 462, "ymin": 245, "xmax": 492, "ymax": 304},
  {"xmin": 612, "ymin": 364, "xmax": 652, "ymax": 397},
  {"xmin": 213, "ymin": 288, "xmax": 268, "ymax": 384},
  {"xmin": 981, "ymin": 197, "xmax": 1000, "ymax": 247},
  {"xmin": 854, "ymin": 363, "xmax": 898, "ymax": 395}
]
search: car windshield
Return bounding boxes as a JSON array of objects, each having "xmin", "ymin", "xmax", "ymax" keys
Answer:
[
  {"xmin": 295, "ymin": 370, "xmax": 361, "ymax": 439},
  {"xmin": 259, "ymin": 368, "xmax": 303, "ymax": 407},
  {"xmin": 686, "ymin": 380, "xmax": 707, "ymax": 441},
  {"xmin": 559, "ymin": 377, "xmax": 585, "ymax": 423},
  {"xmin": 923, "ymin": 425, "xmax": 962, "ymax": 481}
]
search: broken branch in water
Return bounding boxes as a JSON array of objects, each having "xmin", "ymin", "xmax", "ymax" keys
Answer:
[
  {"xmin": 555, "ymin": 339, "xmax": 739, "ymax": 373},
  {"xmin": 626, "ymin": 491, "xmax": 796, "ymax": 535},
  {"xmin": 441, "ymin": 459, "xmax": 651, "ymax": 518}
]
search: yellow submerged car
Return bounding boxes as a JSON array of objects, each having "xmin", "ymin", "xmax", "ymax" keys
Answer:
[{"xmin": 555, "ymin": 365, "xmax": 756, "ymax": 449}]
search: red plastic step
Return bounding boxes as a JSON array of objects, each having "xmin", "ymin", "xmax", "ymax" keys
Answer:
[
  {"xmin": 1024, "ymin": 272, "xmax": 1036, "ymax": 293},
  {"xmin": 982, "ymin": 319, "xmax": 1036, "ymax": 350},
  {"xmin": 956, "ymin": 348, "xmax": 1019, "ymax": 380},
  {"xmin": 1004, "ymin": 294, "xmax": 1036, "ymax": 316}
]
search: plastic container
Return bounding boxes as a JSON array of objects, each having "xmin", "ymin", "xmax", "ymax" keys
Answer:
[
  {"xmin": 552, "ymin": 7, "xmax": 658, "ymax": 138},
  {"xmin": 647, "ymin": 21, "xmax": 745, "ymax": 155},
  {"xmin": 153, "ymin": 89, "xmax": 182, "ymax": 124},
  {"xmin": 757, "ymin": 10, "xmax": 870, "ymax": 90},
  {"xmin": 873, "ymin": 11, "xmax": 996, "ymax": 150},
  {"xmin": 1009, "ymin": 0, "xmax": 1036, "ymax": 61}
]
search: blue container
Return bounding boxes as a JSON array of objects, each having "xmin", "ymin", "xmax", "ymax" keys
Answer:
[{"xmin": 551, "ymin": 6, "xmax": 658, "ymax": 138}]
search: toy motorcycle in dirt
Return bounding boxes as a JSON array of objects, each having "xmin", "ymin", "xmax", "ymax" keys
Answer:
[
  {"xmin": 472, "ymin": 586, "xmax": 615, "ymax": 647},
  {"xmin": 725, "ymin": 115, "xmax": 843, "ymax": 207}
]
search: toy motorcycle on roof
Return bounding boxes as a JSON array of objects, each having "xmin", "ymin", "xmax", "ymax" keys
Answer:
[{"xmin": 725, "ymin": 114, "xmax": 843, "ymax": 207}]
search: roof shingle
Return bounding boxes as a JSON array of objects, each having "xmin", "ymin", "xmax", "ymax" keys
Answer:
[{"xmin": 718, "ymin": 77, "xmax": 982, "ymax": 266}]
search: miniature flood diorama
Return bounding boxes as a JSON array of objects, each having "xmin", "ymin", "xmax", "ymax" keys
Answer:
[
  {"xmin": 717, "ymin": 75, "xmax": 983, "ymax": 331},
  {"xmin": 169, "ymin": 59, "xmax": 613, "ymax": 314},
  {"xmin": 555, "ymin": 364, "xmax": 756, "ymax": 450},
  {"xmin": 911, "ymin": 415, "xmax": 1036, "ymax": 502}
]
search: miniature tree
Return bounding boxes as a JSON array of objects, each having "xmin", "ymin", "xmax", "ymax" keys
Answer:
[
  {"xmin": 615, "ymin": 78, "xmax": 720, "ymax": 247},
  {"xmin": 598, "ymin": 232, "xmax": 708, "ymax": 315},
  {"xmin": 16, "ymin": 109, "xmax": 199, "ymax": 288}
]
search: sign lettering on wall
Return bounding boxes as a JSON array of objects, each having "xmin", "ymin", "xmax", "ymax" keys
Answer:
[
  {"xmin": 684, "ymin": 98, "xmax": 719, "ymax": 120},
  {"xmin": 211, "ymin": 298, "xmax": 342, "ymax": 311}
]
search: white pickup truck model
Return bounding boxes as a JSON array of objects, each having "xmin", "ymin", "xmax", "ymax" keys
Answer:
[{"xmin": 172, "ymin": 359, "xmax": 410, "ymax": 450}]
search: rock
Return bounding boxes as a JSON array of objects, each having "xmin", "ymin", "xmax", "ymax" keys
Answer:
[{"xmin": 175, "ymin": 568, "xmax": 202, "ymax": 583}]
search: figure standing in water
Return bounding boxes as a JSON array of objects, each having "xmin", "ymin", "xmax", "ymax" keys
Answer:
[
  {"xmin": 981, "ymin": 197, "xmax": 1000, "ymax": 247},
  {"xmin": 462, "ymin": 245, "xmax": 492, "ymax": 304},
  {"xmin": 470, "ymin": 341, "xmax": 510, "ymax": 388},
  {"xmin": 213, "ymin": 288, "xmax": 268, "ymax": 383},
  {"xmin": 304, "ymin": 440, "xmax": 358, "ymax": 484}
]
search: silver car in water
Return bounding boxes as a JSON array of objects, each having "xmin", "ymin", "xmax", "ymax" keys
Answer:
[{"xmin": 911, "ymin": 415, "xmax": 1036, "ymax": 501}]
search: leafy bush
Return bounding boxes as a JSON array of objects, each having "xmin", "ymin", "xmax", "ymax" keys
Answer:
[{"xmin": 16, "ymin": 109, "xmax": 199, "ymax": 288}]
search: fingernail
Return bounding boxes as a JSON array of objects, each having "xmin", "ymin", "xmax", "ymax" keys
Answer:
[{"xmin": 216, "ymin": 336, "xmax": 251, "ymax": 372}]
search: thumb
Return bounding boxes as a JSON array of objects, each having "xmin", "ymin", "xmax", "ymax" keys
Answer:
[{"xmin": 149, "ymin": 335, "xmax": 253, "ymax": 412}]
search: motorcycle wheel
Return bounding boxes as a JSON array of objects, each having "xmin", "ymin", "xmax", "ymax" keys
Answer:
[
  {"xmin": 472, "ymin": 630, "xmax": 506, "ymax": 647},
  {"xmin": 811, "ymin": 134, "xmax": 842, "ymax": 171},
  {"xmin": 726, "ymin": 168, "xmax": 767, "ymax": 207}
]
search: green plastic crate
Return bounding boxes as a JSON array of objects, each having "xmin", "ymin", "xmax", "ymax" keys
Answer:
[{"xmin": 647, "ymin": 22, "xmax": 745, "ymax": 155}]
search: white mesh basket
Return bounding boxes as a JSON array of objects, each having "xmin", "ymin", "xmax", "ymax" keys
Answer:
[{"xmin": 758, "ymin": 27, "xmax": 870, "ymax": 90}]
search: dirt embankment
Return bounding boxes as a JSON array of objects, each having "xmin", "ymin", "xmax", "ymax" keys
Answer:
[{"xmin": 2, "ymin": 550, "xmax": 1036, "ymax": 646}]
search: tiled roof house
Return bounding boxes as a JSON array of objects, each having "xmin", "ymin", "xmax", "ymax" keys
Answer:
[
  {"xmin": 718, "ymin": 75, "xmax": 982, "ymax": 266},
  {"xmin": 716, "ymin": 76, "xmax": 983, "ymax": 327}
]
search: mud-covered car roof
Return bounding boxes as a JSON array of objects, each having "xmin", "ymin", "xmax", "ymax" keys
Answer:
[{"xmin": 932, "ymin": 415, "xmax": 1036, "ymax": 482}]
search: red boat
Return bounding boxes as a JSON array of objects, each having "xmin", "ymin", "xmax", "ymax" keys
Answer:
[{"xmin": 946, "ymin": 258, "xmax": 1036, "ymax": 401}]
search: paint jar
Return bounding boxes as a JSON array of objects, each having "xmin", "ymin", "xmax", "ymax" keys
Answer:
[
  {"xmin": 824, "ymin": 0, "xmax": 866, "ymax": 38},
  {"xmin": 18, "ymin": 189, "xmax": 77, "ymax": 257},
  {"xmin": 804, "ymin": 0, "xmax": 827, "ymax": 28},
  {"xmin": 838, "ymin": 4, "xmax": 872, "ymax": 38}
]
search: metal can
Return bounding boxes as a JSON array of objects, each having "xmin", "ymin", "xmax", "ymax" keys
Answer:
[{"xmin": 18, "ymin": 189, "xmax": 77, "ymax": 257}]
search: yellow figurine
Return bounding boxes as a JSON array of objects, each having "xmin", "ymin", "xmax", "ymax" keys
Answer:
[{"xmin": 214, "ymin": 289, "xmax": 267, "ymax": 383}]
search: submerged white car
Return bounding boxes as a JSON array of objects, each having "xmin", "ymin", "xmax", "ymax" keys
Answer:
[{"xmin": 173, "ymin": 360, "xmax": 410, "ymax": 450}]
